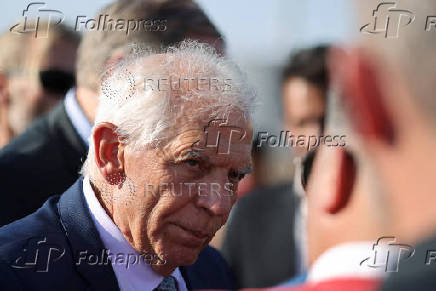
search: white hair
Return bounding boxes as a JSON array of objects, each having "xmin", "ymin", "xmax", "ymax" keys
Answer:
[{"xmin": 82, "ymin": 40, "xmax": 256, "ymax": 178}]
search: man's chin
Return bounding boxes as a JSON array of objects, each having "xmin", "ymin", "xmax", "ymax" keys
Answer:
[{"xmin": 164, "ymin": 244, "xmax": 203, "ymax": 266}]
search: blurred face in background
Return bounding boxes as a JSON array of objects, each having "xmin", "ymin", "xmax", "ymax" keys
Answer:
[
  {"xmin": 282, "ymin": 77, "xmax": 326, "ymax": 157},
  {"xmin": 7, "ymin": 36, "xmax": 77, "ymax": 135}
]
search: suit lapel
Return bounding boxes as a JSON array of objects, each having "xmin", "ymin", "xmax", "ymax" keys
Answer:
[
  {"xmin": 49, "ymin": 102, "xmax": 88, "ymax": 176},
  {"xmin": 57, "ymin": 178, "xmax": 119, "ymax": 291},
  {"xmin": 179, "ymin": 266, "xmax": 193, "ymax": 290}
]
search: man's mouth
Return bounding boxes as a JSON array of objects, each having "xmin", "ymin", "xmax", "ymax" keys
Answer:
[{"xmin": 173, "ymin": 223, "xmax": 210, "ymax": 239}]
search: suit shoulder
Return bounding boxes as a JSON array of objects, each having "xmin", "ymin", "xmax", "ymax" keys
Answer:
[
  {"xmin": 198, "ymin": 245, "xmax": 230, "ymax": 267},
  {"xmin": 0, "ymin": 196, "xmax": 63, "ymax": 249},
  {"xmin": 0, "ymin": 255, "xmax": 23, "ymax": 290},
  {"xmin": 0, "ymin": 196, "xmax": 77, "ymax": 290},
  {"xmin": 230, "ymin": 182, "xmax": 294, "ymax": 223},
  {"xmin": 182, "ymin": 246, "xmax": 235, "ymax": 289},
  {"xmin": 196, "ymin": 246, "xmax": 233, "ymax": 278},
  {"xmin": 0, "ymin": 103, "xmax": 87, "ymax": 225},
  {"xmin": 237, "ymin": 183, "xmax": 293, "ymax": 208},
  {"xmin": 0, "ymin": 114, "xmax": 51, "ymax": 162}
]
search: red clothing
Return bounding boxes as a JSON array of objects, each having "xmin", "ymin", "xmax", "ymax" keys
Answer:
[{"xmin": 243, "ymin": 278, "xmax": 380, "ymax": 291}]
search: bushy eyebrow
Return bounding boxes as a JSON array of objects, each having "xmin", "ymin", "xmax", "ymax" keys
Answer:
[
  {"xmin": 175, "ymin": 149, "xmax": 252, "ymax": 174},
  {"xmin": 174, "ymin": 150, "xmax": 209, "ymax": 163}
]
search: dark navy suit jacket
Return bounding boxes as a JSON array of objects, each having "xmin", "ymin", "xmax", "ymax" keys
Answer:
[{"xmin": 0, "ymin": 178, "xmax": 235, "ymax": 290}]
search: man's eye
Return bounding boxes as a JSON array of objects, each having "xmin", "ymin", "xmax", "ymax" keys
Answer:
[
  {"xmin": 229, "ymin": 170, "xmax": 244, "ymax": 181},
  {"xmin": 185, "ymin": 159, "xmax": 200, "ymax": 168}
]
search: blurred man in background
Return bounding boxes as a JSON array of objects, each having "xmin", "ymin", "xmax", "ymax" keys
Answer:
[
  {"xmin": 222, "ymin": 46, "xmax": 329, "ymax": 288},
  {"xmin": 287, "ymin": 0, "xmax": 436, "ymax": 290},
  {"xmin": 281, "ymin": 77, "xmax": 388, "ymax": 291},
  {"xmin": 0, "ymin": 0, "xmax": 224, "ymax": 226},
  {"xmin": 0, "ymin": 22, "xmax": 79, "ymax": 147}
]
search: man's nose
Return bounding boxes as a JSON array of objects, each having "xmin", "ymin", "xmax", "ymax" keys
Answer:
[{"xmin": 195, "ymin": 170, "xmax": 235, "ymax": 216}]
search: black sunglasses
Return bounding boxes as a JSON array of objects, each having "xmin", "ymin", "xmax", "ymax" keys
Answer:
[
  {"xmin": 301, "ymin": 149, "xmax": 317, "ymax": 191},
  {"xmin": 39, "ymin": 69, "xmax": 75, "ymax": 95}
]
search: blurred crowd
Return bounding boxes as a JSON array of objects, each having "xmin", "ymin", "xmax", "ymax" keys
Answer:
[{"xmin": 1, "ymin": 0, "xmax": 436, "ymax": 291}]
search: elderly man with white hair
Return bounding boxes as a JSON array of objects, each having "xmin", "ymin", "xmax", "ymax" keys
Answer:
[{"xmin": 0, "ymin": 41, "xmax": 255, "ymax": 291}]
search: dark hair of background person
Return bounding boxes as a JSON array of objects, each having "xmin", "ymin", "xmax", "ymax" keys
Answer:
[
  {"xmin": 282, "ymin": 45, "xmax": 329, "ymax": 93},
  {"xmin": 282, "ymin": 45, "xmax": 329, "ymax": 132}
]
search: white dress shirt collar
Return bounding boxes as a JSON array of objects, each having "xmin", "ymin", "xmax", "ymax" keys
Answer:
[
  {"xmin": 64, "ymin": 89, "xmax": 92, "ymax": 146},
  {"xmin": 308, "ymin": 241, "xmax": 387, "ymax": 283},
  {"xmin": 82, "ymin": 176, "xmax": 187, "ymax": 291}
]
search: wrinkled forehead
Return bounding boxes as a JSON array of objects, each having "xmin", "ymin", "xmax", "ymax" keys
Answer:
[
  {"xmin": 162, "ymin": 108, "xmax": 254, "ymax": 170},
  {"xmin": 165, "ymin": 103, "xmax": 253, "ymax": 146}
]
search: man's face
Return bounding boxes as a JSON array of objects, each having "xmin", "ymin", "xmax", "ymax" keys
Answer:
[
  {"xmin": 282, "ymin": 77, "xmax": 325, "ymax": 157},
  {"xmin": 37, "ymin": 38, "xmax": 77, "ymax": 111},
  {"xmin": 113, "ymin": 109, "xmax": 253, "ymax": 267},
  {"xmin": 7, "ymin": 38, "xmax": 76, "ymax": 134}
]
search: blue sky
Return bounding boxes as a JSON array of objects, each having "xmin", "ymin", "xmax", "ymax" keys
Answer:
[{"xmin": 1, "ymin": 0, "xmax": 355, "ymax": 63}]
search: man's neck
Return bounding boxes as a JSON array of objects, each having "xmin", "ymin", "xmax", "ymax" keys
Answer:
[{"xmin": 308, "ymin": 241, "xmax": 387, "ymax": 283}]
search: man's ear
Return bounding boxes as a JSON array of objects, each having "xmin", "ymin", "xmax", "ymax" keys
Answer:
[
  {"xmin": 105, "ymin": 51, "xmax": 125, "ymax": 70},
  {"xmin": 93, "ymin": 122, "xmax": 125, "ymax": 185},
  {"xmin": 329, "ymin": 47, "xmax": 395, "ymax": 145},
  {"xmin": 324, "ymin": 148, "xmax": 356, "ymax": 214}
]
